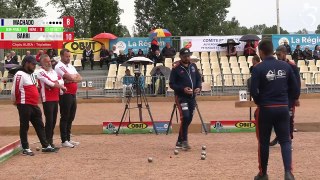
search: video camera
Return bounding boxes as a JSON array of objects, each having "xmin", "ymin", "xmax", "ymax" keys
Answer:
[
  {"xmin": 133, "ymin": 63, "xmax": 142, "ymax": 74},
  {"xmin": 125, "ymin": 57, "xmax": 154, "ymax": 75}
]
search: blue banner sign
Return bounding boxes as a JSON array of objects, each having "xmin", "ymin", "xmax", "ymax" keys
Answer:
[
  {"xmin": 110, "ymin": 37, "xmax": 172, "ymax": 54},
  {"xmin": 272, "ymin": 34, "xmax": 320, "ymax": 50}
]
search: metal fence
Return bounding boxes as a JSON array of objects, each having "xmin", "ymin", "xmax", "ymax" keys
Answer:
[
  {"xmin": 1, "ymin": 73, "xmax": 320, "ymax": 99},
  {"xmin": 78, "ymin": 75, "xmax": 168, "ymax": 98}
]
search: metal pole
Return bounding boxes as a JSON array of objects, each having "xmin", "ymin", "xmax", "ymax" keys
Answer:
[{"xmin": 276, "ymin": 0, "xmax": 280, "ymax": 34}]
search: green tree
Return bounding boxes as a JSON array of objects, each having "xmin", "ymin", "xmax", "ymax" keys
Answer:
[
  {"xmin": 49, "ymin": 0, "xmax": 91, "ymax": 38},
  {"xmin": 134, "ymin": 0, "xmax": 158, "ymax": 36},
  {"xmin": 221, "ymin": 19, "xmax": 290, "ymax": 35},
  {"xmin": 316, "ymin": 25, "xmax": 320, "ymax": 34},
  {"xmin": 296, "ymin": 28, "xmax": 308, "ymax": 34},
  {"xmin": 248, "ymin": 24, "xmax": 268, "ymax": 34},
  {"xmin": 134, "ymin": 0, "xmax": 231, "ymax": 36},
  {"xmin": 221, "ymin": 17, "xmax": 242, "ymax": 35},
  {"xmin": 90, "ymin": 0, "xmax": 125, "ymax": 37},
  {"xmin": 0, "ymin": 0, "xmax": 45, "ymax": 18},
  {"xmin": 117, "ymin": 24, "xmax": 131, "ymax": 37},
  {"xmin": 261, "ymin": 25, "xmax": 289, "ymax": 34}
]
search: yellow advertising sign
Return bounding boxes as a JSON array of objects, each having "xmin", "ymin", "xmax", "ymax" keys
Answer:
[{"xmin": 62, "ymin": 38, "xmax": 109, "ymax": 54}]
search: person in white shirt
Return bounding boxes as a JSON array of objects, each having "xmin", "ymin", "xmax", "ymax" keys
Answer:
[
  {"xmin": 112, "ymin": 45, "xmax": 119, "ymax": 55},
  {"xmin": 11, "ymin": 55, "xmax": 56, "ymax": 155},
  {"xmin": 37, "ymin": 54, "xmax": 66, "ymax": 148},
  {"xmin": 55, "ymin": 49, "xmax": 82, "ymax": 148}
]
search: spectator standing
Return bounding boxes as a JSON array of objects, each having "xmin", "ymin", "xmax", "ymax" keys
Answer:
[
  {"xmin": 244, "ymin": 41, "xmax": 257, "ymax": 57},
  {"xmin": 161, "ymin": 42, "xmax": 176, "ymax": 59},
  {"xmin": 100, "ymin": 45, "xmax": 109, "ymax": 69},
  {"xmin": 283, "ymin": 41, "xmax": 292, "ymax": 55},
  {"xmin": 55, "ymin": 49, "xmax": 82, "ymax": 148},
  {"xmin": 11, "ymin": 56, "xmax": 56, "ymax": 156},
  {"xmin": 151, "ymin": 36, "xmax": 160, "ymax": 53}
]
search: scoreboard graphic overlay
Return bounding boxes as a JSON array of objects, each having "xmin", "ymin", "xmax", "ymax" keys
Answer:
[{"xmin": 0, "ymin": 17, "xmax": 74, "ymax": 49}]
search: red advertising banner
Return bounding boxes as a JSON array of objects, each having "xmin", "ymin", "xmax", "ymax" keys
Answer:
[{"xmin": 0, "ymin": 40, "xmax": 63, "ymax": 49}]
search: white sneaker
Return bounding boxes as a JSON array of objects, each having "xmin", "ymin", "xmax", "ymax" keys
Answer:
[
  {"xmin": 69, "ymin": 140, "xmax": 80, "ymax": 146},
  {"xmin": 61, "ymin": 141, "xmax": 75, "ymax": 148}
]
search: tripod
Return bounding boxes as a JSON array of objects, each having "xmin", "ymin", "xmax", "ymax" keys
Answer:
[
  {"xmin": 166, "ymin": 99, "xmax": 208, "ymax": 135},
  {"xmin": 116, "ymin": 73, "xmax": 158, "ymax": 135}
]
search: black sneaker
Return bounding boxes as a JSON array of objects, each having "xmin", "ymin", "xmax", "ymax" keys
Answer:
[
  {"xmin": 182, "ymin": 141, "xmax": 191, "ymax": 150},
  {"xmin": 269, "ymin": 137, "xmax": 278, "ymax": 146},
  {"xmin": 22, "ymin": 149, "xmax": 34, "ymax": 156},
  {"xmin": 42, "ymin": 145, "xmax": 56, "ymax": 152},
  {"xmin": 285, "ymin": 171, "xmax": 295, "ymax": 180},
  {"xmin": 175, "ymin": 141, "xmax": 182, "ymax": 149},
  {"xmin": 254, "ymin": 173, "xmax": 269, "ymax": 180},
  {"xmin": 50, "ymin": 144, "xmax": 60, "ymax": 151}
]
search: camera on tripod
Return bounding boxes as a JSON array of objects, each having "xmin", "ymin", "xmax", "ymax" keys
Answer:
[
  {"xmin": 126, "ymin": 57, "xmax": 154, "ymax": 75},
  {"xmin": 133, "ymin": 63, "xmax": 142, "ymax": 74},
  {"xmin": 116, "ymin": 56, "xmax": 159, "ymax": 135}
]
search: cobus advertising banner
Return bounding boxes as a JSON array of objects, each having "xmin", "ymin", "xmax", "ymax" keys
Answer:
[
  {"xmin": 210, "ymin": 120, "xmax": 256, "ymax": 133},
  {"xmin": 272, "ymin": 34, "xmax": 320, "ymax": 51},
  {"xmin": 103, "ymin": 121, "xmax": 172, "ymax": 134},
  {"xmin": 62, "ymin": 38, "xmax": 108, "ymax": 55}
]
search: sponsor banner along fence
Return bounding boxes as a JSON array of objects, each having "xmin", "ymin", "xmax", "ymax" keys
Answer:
[
  {"xmin": 210, "ymin": 120, "xmax": 256, "ymax": 133},
  {"xmin": 180, "ymin": 35, "xmax": 262, "ymax": 52},
  {"xmin": 102, "ymin": 121, "xmax": 172, "ymax": 134},
  {"xmin": 272, "ymin": 34, "xmax": 320, "ymax": 51},
  {"xmin": 110, "ymin": 37, "xmax": 171, "ymax": 54}
]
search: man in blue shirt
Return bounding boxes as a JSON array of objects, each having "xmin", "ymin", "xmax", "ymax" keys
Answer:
[
  {"xmin": 250, "ymin": 40, "xmax": 299, "ymax": 180},
  {"xmin": 169, "ymin": 48, "xmax": 202, "ymax": 150}
]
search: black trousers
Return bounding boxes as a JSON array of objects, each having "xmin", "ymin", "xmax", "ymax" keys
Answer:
[
  {"xmin": 175, "ymin": 96, "xmax": 196, "ymax": 142},
  {"xmin": 59, "ymin": 94, "xmax": 77, "ymax": 142},
  {"xmin": 100, "ymin": 57, "xmax": 108, "ymax": 68},
  {"xmin": 17, "ymin": 104, "xmax": 49, "ymax": 149},
  {"xmin": 82, "ymin": 58, "xmax": 94, "ymax": 70},
  {"xmin": 43, "ymin": 101, "xmax": 58, "ymax": 145},
  {"xmin": 255, "ymin": 106, "xmax": 292, "ymax": 175}
]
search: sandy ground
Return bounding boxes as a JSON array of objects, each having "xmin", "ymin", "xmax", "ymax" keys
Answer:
[
  {"xmin": 0, "ymin": 99, "xmax": 319, "ymax": 127},
  {"xmin": 0, "ymin": 135, "xmax": 20, "ymax": 147},
  {"xmin": 0, "ymin": 133, "xmax": 319, "ymax": 180}
]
